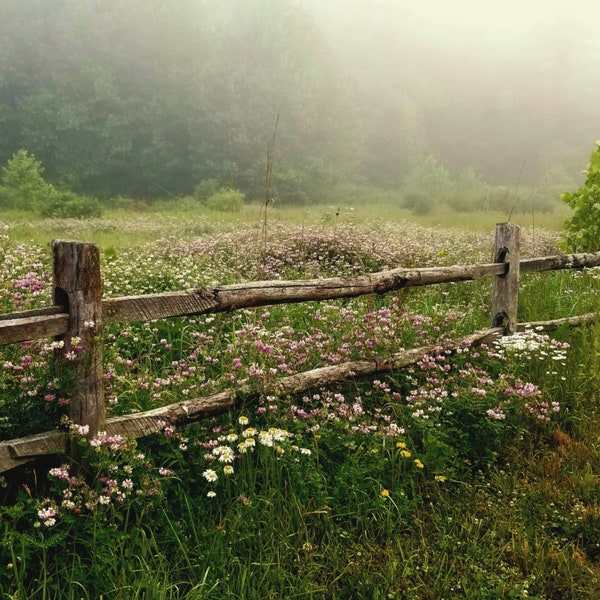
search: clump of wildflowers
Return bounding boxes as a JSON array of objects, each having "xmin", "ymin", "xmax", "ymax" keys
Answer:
[
  {"xmin": 37, "ymin": 430, "xmax": 174, "ymax": 529},
  {"xmin": 195, "ymin": 416, "xmax": 314, "ymax": 499}
]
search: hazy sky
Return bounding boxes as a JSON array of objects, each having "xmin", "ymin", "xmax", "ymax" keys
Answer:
[
  {"xmin": 300, "ymin": 0, "xmax": 600, "ymax": 182},
  {"xmin": 326, "ymin": 0, "xmax": 596, "ymax": 34}
]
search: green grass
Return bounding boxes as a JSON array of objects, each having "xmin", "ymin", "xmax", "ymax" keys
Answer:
[
  {"xmin": 0, "ymin": 210, "xmax": 598, "ymax": 599},
  {"xmin": 0, "ymin": 197, "xmax": 571, "ymax": 250}
]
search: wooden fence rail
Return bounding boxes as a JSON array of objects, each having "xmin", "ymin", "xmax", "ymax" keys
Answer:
[{"xmin": 1, "ymin": 223, "xmax": 599, "ymax": 472}]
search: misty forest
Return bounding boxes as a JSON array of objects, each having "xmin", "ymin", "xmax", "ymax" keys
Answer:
[
  {"xmin": 1, "ymin": 0, "xmax": 600, "ymax": 214},
  {"xmin": 1, "ymin": 2, "xmax": 600, "ymax": 599}
]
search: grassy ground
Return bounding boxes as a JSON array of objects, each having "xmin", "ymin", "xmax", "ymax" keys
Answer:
[
  {"xmin": 1, "ymin": 198, "xmax": 571, "ymax": 248},
  {"xmin": 0, "ymin": 209, "xmax": 598, "ymax": 599}
]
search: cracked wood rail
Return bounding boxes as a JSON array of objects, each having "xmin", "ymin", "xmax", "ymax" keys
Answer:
[
  {"xmin": 3, "ymin": 251, "xmax": 600, "ymax": 346},
  {"xmin": 3, "ymin": 252, "xmax": 600, "ymax": 345}
]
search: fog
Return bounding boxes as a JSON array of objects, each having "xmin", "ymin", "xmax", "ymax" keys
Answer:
[
  {"xmin": 299, "ymin": 0, "xmax": 600, "ymax": 185},
  {"xmin": 1, "ymin": 0, "xmax": 599, "ymax": 206}
]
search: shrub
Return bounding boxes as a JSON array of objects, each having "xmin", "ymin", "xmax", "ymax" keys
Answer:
[
  {"xmin": 39, "ymin": 191, "xmax": 103, "ymax": 219},
  {"xmin": 193, "ymin": 178, "xmax": 221, "ymax": 202},
  {"xmin": 205, "ymin": 187, "xmax": 245, "ymax": 212},
  {"xmin": 400, "ymin": 192, "xmax": 434, "ymax": 215},
  {"xmin": 561, "ymin": 142, "xmax": 600, "ymax": 251}
]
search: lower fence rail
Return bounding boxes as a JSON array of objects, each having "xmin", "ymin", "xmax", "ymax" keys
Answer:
[{"xmin": 1, "ymin": 311, "xmax": 596, "ymax": 474}]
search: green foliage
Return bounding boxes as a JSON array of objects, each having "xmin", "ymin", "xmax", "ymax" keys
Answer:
[
  {"xmin": 0, "ymin": 0, "xmax": 360, "ymax": 200},
  {"xmin": 402, "ymin": 156, "xmax": 490, "ymax": 215},
  {"xmin": 561, "ymin": 142, "xmax": 600, "ymax": 251},
  {"xmin": 0, "ymin": 150, "xmax": 101, "ymax": 218},
  {"xmin": 193, "ymin": 178, "xmax": 221, "ymax": 202},
  {"xmin": 204, "ymin": 187, "xmax": 245, "ymax": 212},
  {"xmin": 39, "ymin": 191, "xmax": 102, "ymax": 219},
  {"xmin": 403, "ymin": 154, "xmax": 452, "ymax": 202},
  {"xmin": 0, "ymin": 149, "xmax": 55, "ymax": 210},
  {"xmin": 400, "ymin": 192, "xmax": 435, "ymax": 215}
]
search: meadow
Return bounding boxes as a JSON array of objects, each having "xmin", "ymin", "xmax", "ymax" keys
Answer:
[{"xmin": 0, "ymin": 205, "xmax": 599, "ymax": 599}]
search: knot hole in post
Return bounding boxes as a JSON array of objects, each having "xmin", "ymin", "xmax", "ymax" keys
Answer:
[
  {"xmin": 53, "ymin": 287, "xmax": 70, "ymax": 314},
  {"xmin": 495, "ymin": 247, "xmax": 510, "ymax": 277},
  {"xmin": 492, "ymin": 311, "xmax": 509, "ymax": 329}
]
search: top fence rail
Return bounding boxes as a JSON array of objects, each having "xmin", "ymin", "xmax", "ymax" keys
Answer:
[{"xmin": 3, "ymin": 246, "xmax": 600, "ymax": 347}]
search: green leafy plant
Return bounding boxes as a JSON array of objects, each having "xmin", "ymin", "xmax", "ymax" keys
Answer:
[
  {"xmin": 205, "ymin": 187, "xmax": 245, "ymax": 212},
  {"xmin": 0, "ymin": 149, "xmax": 56, "ymax": 211},
  {"xmin": 39, "ymin": 190, "xmax": 103, "ymax": 219},
  {"xmin": 193, "ymin": 178, "xmax": 221, "ymax": 202},
  {"xmin": 561, "ymin": 142, "xmax": 600, "ymax": 251}
]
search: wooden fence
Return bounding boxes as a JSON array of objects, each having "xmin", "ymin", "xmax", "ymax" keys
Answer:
[{"xmin": 1, "ymin": 222, "xmax": 599, "ymax": 473}]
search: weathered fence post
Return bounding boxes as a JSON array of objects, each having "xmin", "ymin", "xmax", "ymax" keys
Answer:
[
  {"xmin": 491, "ymin": 222, "xmax": 520, "ymax": 334},
  {"xmin": 53, "ymin": 240, "xmax": 105, "ymax": 435}
]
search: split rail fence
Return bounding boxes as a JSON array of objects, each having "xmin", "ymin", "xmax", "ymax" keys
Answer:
[{"xmin": 1, "ymin": 223, "xmax": 599, "ymax": 473}]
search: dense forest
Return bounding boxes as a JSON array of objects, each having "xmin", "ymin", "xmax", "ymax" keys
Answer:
[
  {"xmin": 0, "ymin": 0, "xmax": 360, "ymax": 202},
  {"xmin": 1, "ymin": 0, "xmax": 599, "ymax": 208}
]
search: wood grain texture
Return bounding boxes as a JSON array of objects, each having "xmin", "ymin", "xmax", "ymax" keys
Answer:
[
  {"xmin": 1, "ymin": 232, "xmax": 600, "ymax": 473},
  {"xmin": 2, "ymin": 251, "xmax": 600, "ymax": 337},
  {"xmin": 53, "ymin": 240, "xmax": 105, "ymax": 435},
  {"xmin": 0, "ymin": 313, "xmax": 69, "ymax": 345},
  {"xmin": 4, "ymin": 314, "xmax": 600, "ymax": 474},
  {"xmin": 0, "ymin": 305, "xmax": 66, "ymax": 322},
  {"xmin": 491, "ymin": 223, "xmax": 520, "ymax": 332},
  {"xmin": 0, "ymin": 431, "xmax": 68, "ymax": 472}
]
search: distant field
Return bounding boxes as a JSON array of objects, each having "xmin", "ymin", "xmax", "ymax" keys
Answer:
[{"xmin": 0, "ymin": 199, "xmax": 571, "ymax": 249}]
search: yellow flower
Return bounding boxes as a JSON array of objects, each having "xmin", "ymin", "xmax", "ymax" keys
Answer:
[
  {"xmin": 435, "ymin": 475, "xmax": 447, "ymax": 482},
  {"xmin": 396, "ymin": 441, "xmax": 407, "ymax": 449},
  {"xmin": 414, "ymin": 459, "xmax": 424, "ymax": 469},
  {"xmin": 380, "ymin": 489, "xmax": 390, "ymax": 498},
  {"xmin": 400, "ymin": 449, "xmax": 412, "ymax": 459}
]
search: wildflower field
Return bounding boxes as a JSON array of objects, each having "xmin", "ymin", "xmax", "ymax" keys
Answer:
[{"xmin": 1, "ymin": 214, "xmax": 599, "ymax": 599}]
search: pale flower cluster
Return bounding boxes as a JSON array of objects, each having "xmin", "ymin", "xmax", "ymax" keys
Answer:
[{"xmin": 200, "ymin": 418, "xmax": 312, "ymax": 497}]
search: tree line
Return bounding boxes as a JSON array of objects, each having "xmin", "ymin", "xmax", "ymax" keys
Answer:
[
  {"xmin": 0, "ymin": 0, "xmax": 361, "ymax": 204},
  {"xmin": 0, "ymin": 0, "xmax": 589, "ymax": 212}
]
